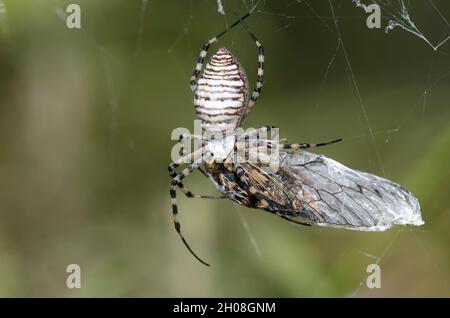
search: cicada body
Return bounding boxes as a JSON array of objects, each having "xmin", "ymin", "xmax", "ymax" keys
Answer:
[{"xmin": 204, "ymin": 149, "xmax": 423, "ymax": 231}]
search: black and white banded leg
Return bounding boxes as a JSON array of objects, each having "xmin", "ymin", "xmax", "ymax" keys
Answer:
[
  {"xmin": 171, "ymin": 135, "xmax": 226, "ymax": 200},
  {"xmin": 234, "ymin": 13, "xmax": 265, "ymax": 120},
  {"xmin": 170, "ymin": 152, "xmax": 212, "ymax": 267},
  {"xmin": 169, "ymin": 148, "xmax": 210, "ymax": 198},
  {"xmin": 240, "ymin": 125, "xmax": 276, "ymax": 140},
  {"xmin": 278, "ymin": 138, "xmax": 342, "ymax": 150},
  {"xmin": 246, "ymin": 137, "xmax": 342, "ymax": 151}
]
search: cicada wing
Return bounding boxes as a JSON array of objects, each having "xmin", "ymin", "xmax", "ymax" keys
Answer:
[{"xmin": 264, "ymin": 150, "xmax": 424, "ymax": 231}]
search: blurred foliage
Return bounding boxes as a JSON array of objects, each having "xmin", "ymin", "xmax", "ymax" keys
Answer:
[{"xmin": 0, "ymin": 0, "xmax": 449, "ymax": 297}]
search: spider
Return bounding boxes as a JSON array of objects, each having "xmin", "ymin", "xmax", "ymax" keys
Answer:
[{"xmin": 168, "ymin": 12, "xmax": 423, "ymax": 267}]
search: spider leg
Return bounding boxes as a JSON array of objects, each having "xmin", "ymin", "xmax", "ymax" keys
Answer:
[
  {"xmin": 190, "ymin": 13, "xmax": 252, "ymax": 93},
  {"xmin": 279, "ymin": 138, "xmax": 342, "ymax": 150},
  {"xmin": 243, "ymin": 125, "xmax": 276, "ymax": 136},
  {"xmin": 239, "ymin": 125, "xmax": 276, "ymax": 141},
  {"xmin": 169, "ymin": 147, "xmax": 210, "ymax": 197},
  {"xmin": 177, "ymin": 133, "xmax": 202, "ymax": 143},
  {"xmin": 241, "ymin": 138, "xmax": 342, "ymax": 150},
  {"xmin": 233, "ymin": 126, "xmax": 276, "ymax": 161},
  {"xmin": 168, "ymin": 147, "xmax": 204, "ymax": 173},
  {"xmin": 242, "ymin": 138, "xmax": 342, "ymax": 150},
  {"xmin": 235, "ymin": 138, "xmax": 341, "ymax": 166},
  {"xmin": 234, "ymin": 14, "xmax": 265, "ymax": 122},
  {"xmin": 170, "ymin": 152, "xmax": 212, "ymax": 267},
  {"xmin": 175, "ymin": 179, "xmax": 226, "ymax": 199},
  {"xmin": 172, "ymin": 135, "xmax": 226, "ymax": 200}
]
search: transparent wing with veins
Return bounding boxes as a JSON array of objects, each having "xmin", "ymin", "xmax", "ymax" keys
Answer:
[{"xmin": 251, "ymin": 150, "xmax": 424, "ymax": 231}]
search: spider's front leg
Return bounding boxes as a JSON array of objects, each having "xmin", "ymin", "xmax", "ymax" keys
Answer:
[
  {"xmin": 241, "ymin": 125, "xmax": 276, "ymax": 137},
  {"xmin": 244, "ymin": 136, "xmax": 342, "ymax": 150},
  {"xmin": 169, "ymin": 151, "xmax": 212, "ymax": 267},
  {"xmin": 239, "ymin": 125, "xmax": 341, "ymax": 151},
  {"xmin": 239, "ymin": 125, "xmax": 278, "ymax": 142},
  {"xmin": 279, "ymin": 138, "xmax": 343, "ymax": 150},
  {"xmin": 170, "ymin": 135, "xmax": 226, "ymax": 200}
]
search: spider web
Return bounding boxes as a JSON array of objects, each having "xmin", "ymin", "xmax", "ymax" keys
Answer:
[
  {"xmin": 41, "ymin": 0, "xmax": 449, "ymax": 296},
  {"xmin": 353, "ymin": 0, "xmax": 450, "ymax": 51}
]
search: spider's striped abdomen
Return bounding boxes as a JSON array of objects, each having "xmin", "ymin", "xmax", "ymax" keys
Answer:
[{"xmin": 194, "ymin": 47, "xmax": 248, "ymax": 135}]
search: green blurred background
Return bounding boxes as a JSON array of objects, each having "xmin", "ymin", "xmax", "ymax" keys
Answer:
[{"xmin": 0, "ymin": 0, "xmax": 449, "ymax": 297}]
